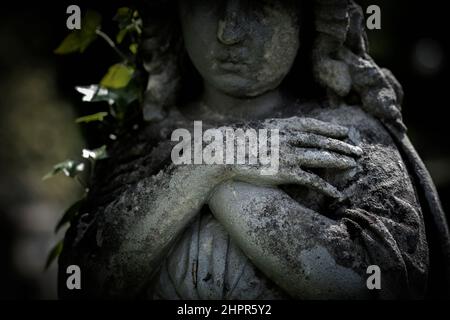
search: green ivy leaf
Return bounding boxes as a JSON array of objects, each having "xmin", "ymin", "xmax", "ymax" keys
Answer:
[
  {"xmin": 129, "ymin": 43, "xmax": 138, "ymax": 55},
  {"xmin": 82, "ymin": 145, "xmax": 108, "ymax": 160},
  {"xmin": 54, "ymin": 32, "xmax": 82, "ymax": 55},
  {"xmin": 76, "ymin": 112, "xmax": 109, "ymax": 124},
  {"xmin": 75, "ymin": 84, "xmax": 140, "ymax": 108},
  {"xmin": 44, "ymin": 241, "xmax": 64, "ymax": 270},
  {"xmin": 116, "ymin": 7, "xmax": 133, "ymax": 17},
  {"xmin": 83, "ymin": 10, "xmax": 102, "ymax": 34},
  {"xmin": 43, "ymin": 160, "xmax": 85, "ymax": 180},
  {"xmin": 116, "ymin": 27, "xmax": 129, "ymax": 44},
  {"xmin": 114, "ymin": 7, "xmax": 134, "ymax": 28},
  {"xmin": 114, "ymin": 7, "xmax": 142, "ymax": 43},
  {"xmin": 55, "ymin": 200, "xmax": 84, "ymax": 233},
  {"xmin": 76, "ymin": 85, "xmax": 108, "ymax": 103},
  {"xmin": 54, "ymin": 9, "xmax": 102, "ymax": 54},
  {"xmin": 100, "ymin": 63, "xmax": 135, "ymax": 89}
]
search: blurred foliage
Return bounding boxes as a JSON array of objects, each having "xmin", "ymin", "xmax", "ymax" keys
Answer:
[
  {"xmin": 44, "ymin": 241, "xmax": 63, "ymax": 271},
  {"xmin": 45, "ymin": 6, "xmax": 146, "ymax": 268},
  {"xmin": 43, "ymin": 160, "xmax": 85, "ymax": 181},
  {"xmin": 75, "ymin": 111, "xmax": 109, "ymax": 124},
  {"xmin": 54, "ymin": 10, "xmax": 102, "ymax": 54},
  {"xmin": 54, "ymin": 200, "xmax": 84, "ymax": 234}
]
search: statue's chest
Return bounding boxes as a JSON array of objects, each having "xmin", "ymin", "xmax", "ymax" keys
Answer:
[{"xmin": 148, "ymin": 209, "xmax": 288, "ymax": 300}]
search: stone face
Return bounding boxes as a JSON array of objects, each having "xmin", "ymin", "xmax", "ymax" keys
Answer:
[{"xmin": 58, "ymin": 0, "xmax": 449, "ymax": 299}]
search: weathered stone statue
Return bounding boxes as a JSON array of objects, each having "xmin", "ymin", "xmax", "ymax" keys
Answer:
[{"xmin": 58, "ymin": 0, "xmax": 450, "ymax": 299}]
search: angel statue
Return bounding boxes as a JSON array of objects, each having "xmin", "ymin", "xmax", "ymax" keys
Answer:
[{"xmin": 58, "ymin": 0, "xmax": 450, "ymax": 299}]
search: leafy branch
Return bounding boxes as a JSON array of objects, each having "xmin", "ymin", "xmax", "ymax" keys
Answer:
[{"xmin": 45, "ymin": 6, "xmax": 145, "ymax": 270}]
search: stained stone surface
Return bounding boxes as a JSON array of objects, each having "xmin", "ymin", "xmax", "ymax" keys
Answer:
[{"xmin": 58, "ymin": 0, "xmax": 449, "ymax": 299}]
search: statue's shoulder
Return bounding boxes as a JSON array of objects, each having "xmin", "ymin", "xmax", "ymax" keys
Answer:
[{"xmin": 87, "ymin": 109, "xmax": 190, "ymax": 203}]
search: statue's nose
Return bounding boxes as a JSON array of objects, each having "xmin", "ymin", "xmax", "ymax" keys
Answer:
[{"xmin": 217, "ymin": 0, "xmax": 246, "ymax": 45}]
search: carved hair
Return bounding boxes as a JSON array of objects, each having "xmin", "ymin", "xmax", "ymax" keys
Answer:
[{"xmin": 139, "ymin": 0, "xmax": 405, "ymax": 131}]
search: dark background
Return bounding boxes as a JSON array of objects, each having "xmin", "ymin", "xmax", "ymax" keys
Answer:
[{"xmin": 0, "ymin": 0, "xmax": 448, "ymax": 299}]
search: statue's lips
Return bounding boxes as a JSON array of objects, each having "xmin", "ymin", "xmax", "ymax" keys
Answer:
[
  {"xmin": 215, "ymin": 56, "xmax": 250, "ymax": 72},
  {"xmin": 218, "ymin": 61, "xmax": 248, "ymax": 72},
  {"xmin": 215, "ymin": 50, "xmax": 250, "ymax": 72}
]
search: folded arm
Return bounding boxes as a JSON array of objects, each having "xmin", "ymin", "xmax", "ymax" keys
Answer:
[
  {"xmin": 59, "ymin": 161, "xmax": 227, "ymax": 299},
  {"xmin": 208, "ymin": 143, "xmax": 429, "ymax": 299}
]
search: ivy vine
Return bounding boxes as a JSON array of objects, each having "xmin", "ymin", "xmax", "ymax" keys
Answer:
[{"xmin": 44, "ymin": 6, "xmax": 145, "ymax": 269}]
